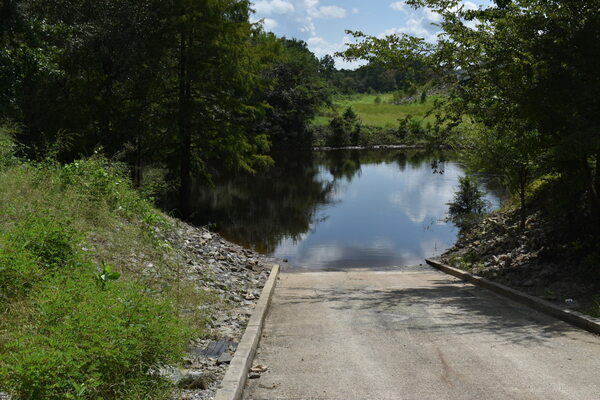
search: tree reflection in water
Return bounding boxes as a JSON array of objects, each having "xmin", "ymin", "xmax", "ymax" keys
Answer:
[{"xmin": 174, "ymin": 150, "xmax": 505, "ymax": 266}]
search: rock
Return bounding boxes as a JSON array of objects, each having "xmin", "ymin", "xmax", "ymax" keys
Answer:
[
  {"xmin": 178, "ymin": 372, "xmax": 217, "ymax": 390},
  {"xmin": 564, "ymin": 298, "xmax": 579, "ymax": 308},
  {"xmin": 217, "ymin": 352, "xmax": 233, "ymax": 365},
  {"xmin": 149, "ymin": 217, "xmax": 277, "ymax": 399},
  {"xmin": 248, "ymin": 373, "xmax": 261, "ymax": 379},
  {"xmin": 250, "ymin": 364, "xmax": 268, "ymax": 373}
]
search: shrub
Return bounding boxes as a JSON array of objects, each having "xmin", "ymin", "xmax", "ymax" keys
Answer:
[
  {"xmin": 0, "ymin": 125, "xmax": 19, "ymax": 169},
  {"xmin": 1, "ymin": 276, "xmax": 190, "ymax": 400},
  {"xmin": 327, "ymin": 107, "xmax": 362, "ymax": 147},
  {"xmin": 0, "ymin": 215, "xmax": 83, "ymax": 300},
  {"xmin": 60, "ymin": 157, "xmax": 160, "ymax": 223},
  {"xmin": 447, "ymin": 176, "xmax": 489, "ymax": 230}
]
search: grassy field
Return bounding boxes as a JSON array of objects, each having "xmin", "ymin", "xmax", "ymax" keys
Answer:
[{"xmin": 314, "ymin": 93, "xmax": 438, "ymax": 128}]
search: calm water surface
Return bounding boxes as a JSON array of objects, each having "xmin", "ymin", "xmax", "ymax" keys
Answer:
[{"xmin": 185, "ymin": 150, "xmax": 503, "ymax": 269}]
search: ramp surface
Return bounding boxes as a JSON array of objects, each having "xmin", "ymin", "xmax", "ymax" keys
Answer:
[{"xmin": 244, "ymin": 268, "xmax": 600, "ymax": 400}]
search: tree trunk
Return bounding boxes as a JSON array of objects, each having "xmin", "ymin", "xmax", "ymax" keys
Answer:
[
  {"xmin": 519, "ymin": 178, "xmax": 526, "ymax": 230},
  {"xmin": 178, "ymin": 31, "xmax": 192, "ymax": 218},
  {"xmin": 583, "ymin": 155, "xmax": 600, "ymax": 232},
  {"xmin": 591, "ymin": 154, "xmax": 600, "ymax": 231}
]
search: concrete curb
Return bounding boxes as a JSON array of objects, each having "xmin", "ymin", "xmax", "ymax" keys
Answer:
[
  {"xmin": 214, "ymin": 264, "xmax": 280, "ymax": 400},
  {"xmin": 426, "ymin": 259, "xmax": 600, "ymax": 335}
]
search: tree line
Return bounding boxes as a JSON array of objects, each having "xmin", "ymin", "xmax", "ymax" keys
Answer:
[
  {"xmin": 0, "ymin": 0, "xmax": 332, "ymax": 216},
  {"xmin": 320, "ymin": 55, "xmax": 431, "ymax": 95}
]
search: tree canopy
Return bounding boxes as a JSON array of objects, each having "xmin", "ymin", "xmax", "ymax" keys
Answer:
[
  {"xmin": 0, "ymin": 0, "xmax": 334, "ymax": 216},
  {"xmin": 340, "ymin": 0, "xmax": 600, "ymax": 231}
]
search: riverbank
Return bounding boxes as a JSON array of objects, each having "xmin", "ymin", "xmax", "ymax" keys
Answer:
[
  {"xmin": 161, "ymin": 219, "xmax": 276, "ymax": 400},
  {"xmin": 439, "ymin": 207, "xmax": 600, "ymax": 318},
  {"xmin": 0, "ymin": 153, "xmax": 277, "ymax": 400},
  {"xmin": 313, "ymin": 144, "xmax": 451, "ymax": 151}
]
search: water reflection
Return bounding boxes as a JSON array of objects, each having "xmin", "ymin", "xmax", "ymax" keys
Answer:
[{"xmin": 183, "ymin": 150, "xmax": 504, "ymax": 269}]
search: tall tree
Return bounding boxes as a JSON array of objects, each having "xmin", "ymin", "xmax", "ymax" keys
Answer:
[
  {"xmin": 255, "ymin": 35, "xmax": 331, "ymax": 149},
  {"xmin": 169, "ymin": 0, "xmax": 271, "ymax": 216}
]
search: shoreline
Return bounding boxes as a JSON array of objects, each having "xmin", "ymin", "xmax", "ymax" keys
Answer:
[
  {"xmin": 161, "ymin": 218, "xmax": 281, "ymax": 400},
  {"xmin": 312, "ymin": 144, "xmax": 452, "ymax": 151},
  {"xmin": 440, "ymin": 210, "xmax": 600, "ymax": 320}
]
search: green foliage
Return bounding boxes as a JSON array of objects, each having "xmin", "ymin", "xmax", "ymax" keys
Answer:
[
  {"xmin": 1, "ymin": 0, "xmax": 278, "ymax": 216},
  {"xmin": 447, "ymin": 176, "xmax": 489, "ymax": 230},
  {"xmin": 327, "ymin": 107, "xmax": 362, "ymax": 147},
  {"xmin": 0, "ymin": 155, "xmax": 207, "ymax": 399},
  {"xmin": 1, "ymin": 276, "xmax": 189, "ymax": 400},
  {"xmin": 341, "ymin": 0, "xmax": 600, "ymax": 232},
  {"xmin": 60, "ymin": 157, "xmax": 159, "ymax": 222},
  {"xmin": 397, "ymin": 116, "xmax": 428, "ymax": 142},
  {"xmin": 0, "ymin": 215, "xmax": 84, "ymax": 301},
  {"xmin": 0, "ymin": 125, "xmax": 19, "ymax": 169},
  {"xmin": 256, "ymin": 35, "xmax": 331, "ymax": 148}
]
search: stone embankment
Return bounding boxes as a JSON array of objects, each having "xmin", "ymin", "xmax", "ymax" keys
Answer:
[
  {"xmin": 163, "ymin": 218, "xmax": 279, "ymax": 400},
  {"xmin": 441, "ymin": 209, "xmax": 598, "ymax": 316}
]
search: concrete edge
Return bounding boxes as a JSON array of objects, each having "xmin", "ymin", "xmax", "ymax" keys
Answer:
[
  {"xmin": 214, "ymin": 264, "xmax": 281, "ymax": 400},
  {"xmin": 425, "ymin": 258, "xmax": 600, "ymax": 335}
]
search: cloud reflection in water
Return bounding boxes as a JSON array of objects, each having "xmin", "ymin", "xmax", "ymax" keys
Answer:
[{"xmin": 273, "ymin": 158, "xmax": 500, "ymax": 269}]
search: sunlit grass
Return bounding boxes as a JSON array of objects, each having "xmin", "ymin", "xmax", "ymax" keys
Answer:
[{"xmin": 315, "ymin": 93, "xmax": 438, "ymax": 128}]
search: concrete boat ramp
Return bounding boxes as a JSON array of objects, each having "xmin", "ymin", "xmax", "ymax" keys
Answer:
[{"xmin": 243, "ymin": 266, "xmax": 600, "ymax": 400}]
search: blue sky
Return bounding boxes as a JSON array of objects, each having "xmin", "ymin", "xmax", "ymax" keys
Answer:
[{"xmin": 250, "ymin": 0, "xmax": 489, "ymax": 69}]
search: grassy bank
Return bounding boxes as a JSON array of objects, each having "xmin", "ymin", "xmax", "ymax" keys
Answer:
[
  {"xmin": 311, "ymin": 93, "xmax": 438, "ymax": 148},
  {"xmin": 313, "ymin": 93, "xmax": 438, "ymax": 128},
  {"xmin": 0, "ymin": 127, "xmax": 210, "ymax": 399}
]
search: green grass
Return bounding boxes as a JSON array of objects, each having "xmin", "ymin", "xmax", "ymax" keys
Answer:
[
  {"xmin": 315, "ymin": 93, "xmax": 438, "ymax": 128},
  {"xmin": 0, "ymin": 126, "xmax": 212, "ymax": 399}
]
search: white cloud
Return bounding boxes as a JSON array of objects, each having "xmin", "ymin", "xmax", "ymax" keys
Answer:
[
  {"xmin": 424, "ymin": 7, "xmax": 443, "ymax": 23},
  {"xmin": 306, "ymin": 36, "xmax": 366, "ymax": 69},
  {"xmin": 254, "ymin": 0, "xmax": 295, "ymax": 15},
  {"xmin": 308, "ymin": 4, "xmax": 347, "ymax": 19},
  {"xmin": 390, "ymin": 2, "xmax": 406, "ymax": 12},
  {"xmin": 298, "ymin": 16, "xmax": 317, "ymax": 36},
  {"xmin": 262, "ymin": 18, "xmax": 279, "ymax": 31},
  {"xmin": 381, "ymin": 18, "xmax": 438, "ymax": 42},
  {"xmin": 352, "ymin": 8, "xmax": 359, "ymax": 14}
]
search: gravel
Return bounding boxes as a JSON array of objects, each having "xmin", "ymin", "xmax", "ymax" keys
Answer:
[{"xmin": 162, "ymin": 218, "xmax": 280, "ymax": 400}]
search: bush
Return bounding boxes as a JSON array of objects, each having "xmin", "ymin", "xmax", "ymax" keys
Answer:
[
  {"xmin": 0, "ymin": 215, "xmax": 83, "ymax": 300},
  {"xmin": 60, "ymin": 157, "xmax": 161, "ymax": 223},
  {"xmin": 397, "ymin": 116, "xmax": 427, "ymax": 143},
  {"xmin": 0, "ymin": 125, "xmax": 19, "ymax": 169},
  {"xmin": 1, "ymin": 276, "xmax": 190, "ymax": 400},
  {"xmin": 327, "ymin": 107, "xmax": 362, "ymax": 147},
  {"xmin": 447, "ymin": 176, "xmax": 489, "ymax": 230}
]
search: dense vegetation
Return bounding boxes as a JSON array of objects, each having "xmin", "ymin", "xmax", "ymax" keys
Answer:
[
  {"xmin": 0, "ymin": 126, "xmax": 208, "ymax": 399},
  {"xmin": 0, "ymin": 0, "xmax": 335, "ymax": 215}
]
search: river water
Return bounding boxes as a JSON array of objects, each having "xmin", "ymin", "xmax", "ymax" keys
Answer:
[{"xmin": 183, "ymin": 149, "xmax": 504, "ymax": 269}]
